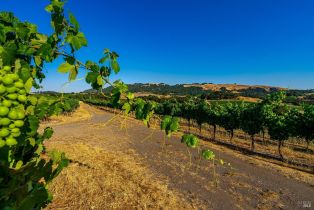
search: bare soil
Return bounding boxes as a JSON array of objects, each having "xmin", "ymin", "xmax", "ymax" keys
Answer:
[{"xmin": 45, "ymin": 103, "xmax": 314, "ymax": 210}]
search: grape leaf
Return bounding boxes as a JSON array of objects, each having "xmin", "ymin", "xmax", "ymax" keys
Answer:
[{"xmin": 57, "ymin": 62, "xmax": 75, "ymax": 73}]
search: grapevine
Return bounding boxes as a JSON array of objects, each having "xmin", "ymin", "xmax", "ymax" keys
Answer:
[{"xmin": 0, "ymin": 0, "xmax": 124, "ymax": 208}]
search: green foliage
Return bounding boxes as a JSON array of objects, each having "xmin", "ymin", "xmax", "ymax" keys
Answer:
[
  {"xmin": 262, "ymin": 92, "xmax": 290, "ymax": 141},
  {"xmin": 240, "ymin": 104, "xmax": 262, "ymax": 136},
  {"xmin": 121, "ymin": 92, "xmax": 134, "ymax": 114},
  {"xmin": 156, "ymin": 99, "xmax": 181, "ymax": 116},
  {"xmin": 57, "ymin": 62, "xmax": 75, "ymax": 73},
  {"xmin": 192, "ymin": 99, "xmax": 209, "ymax": 132},
  {"xmin": 219, "ymin": 102, "xmax": 247, "ymax": 140},
  {"xmin": 288, "ymin": 104, "xmax": 314, "ymax": 148},
  {"xmin": 300, "ymin": 105, "xmax": 314, "ymax": 147},
  {"xmin": 201, "ymin": 149, "xmax": 215, "ymax": 160},
  {"xmin": 259, "ymin": 92, "xmax": 290, "ymax": 158},
  {"xmin": 240, "ymin": 104, "xmax": 263, "ymax": 150},
  {"xmin": 110, "ymin": 81, "xmax": 128, "ymax": 107},
  {"xmin": 181, "ymin": 134, "xmax": 199, "ymax": 148},
  {"xmin": 180, "ymin": 98, "xmax": 196, "ymax": 123},
  {"xmin": 134, "ymin": 98, "xmax": 156, "ymax": 127},
  {"xmin": 43, "ymin": 127, "xmax": 54, "ymax": 139},
  {"xmin": 160, "ymin": 115, "xmax": 179, "ymax": 137}
]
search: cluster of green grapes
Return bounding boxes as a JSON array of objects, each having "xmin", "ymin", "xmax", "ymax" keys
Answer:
[{"xmin": 0, "ymin": 66, "xmax": 27, "ymax": 147}]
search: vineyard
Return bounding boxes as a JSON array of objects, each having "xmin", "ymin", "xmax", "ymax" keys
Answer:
[
  {"xmin": 0, "ymin": 0, "xmax": 313, "ymax": 209},
  {"xmin": 78, "ymin": 92, "xmax": 314, "ymax": 169}
]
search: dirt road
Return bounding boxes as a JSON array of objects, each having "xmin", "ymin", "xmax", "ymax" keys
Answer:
[{"xmin": 45, "ymin": 103, "xmax": 314, "ymax": 210}]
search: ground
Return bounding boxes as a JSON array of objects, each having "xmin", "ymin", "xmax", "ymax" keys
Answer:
[{"xmin": 44, "ymin": 103, "xmax": 313, "ymax": 210}]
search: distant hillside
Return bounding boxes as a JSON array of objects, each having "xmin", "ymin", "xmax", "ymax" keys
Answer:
[
  {"xmin": 184, "ymin": 83, "xmax": 287, "ymax": 92},
  {"xmin": 85, "ymin": 83, "xmax": 207, "ymax": 95},
  {"xmin": 84, "ymin": 83, "xmax": 289, "ymax": 99},
  {"xmin": 81, "ymin": 82, "xmax": 313, "ymax": 104}
]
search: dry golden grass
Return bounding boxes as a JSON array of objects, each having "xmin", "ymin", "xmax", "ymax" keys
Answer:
[
  {"xmin": 236, "ymin": 96, "xmax": 261, "ymax": 103},
  {"xmin": 256, "ymin": 189, "xmax": 282, "ymax": 210},
  {"xmin": 45, "ymin": 143, "xmax": 201, "ymax": 210},
  {"xmin": 47, "ymin": 102, "xmax": 92, "ymax": 125}
]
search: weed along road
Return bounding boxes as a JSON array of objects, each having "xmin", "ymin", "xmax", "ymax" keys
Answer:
[{"xmin": 45, "ymin": 103, "xmax": 314, "ymax": 210}]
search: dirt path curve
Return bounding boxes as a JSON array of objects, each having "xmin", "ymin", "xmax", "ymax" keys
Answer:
[{"xmin": 45, "ymin": 103, "xmax": 314, "ymax": 210}]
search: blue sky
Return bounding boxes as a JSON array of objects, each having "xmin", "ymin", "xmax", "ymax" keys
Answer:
[{"xmin": 1, "ymin": 0, "xmax": 314, "ymax": 91}]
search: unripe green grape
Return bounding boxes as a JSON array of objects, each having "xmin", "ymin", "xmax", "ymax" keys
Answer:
[
  {"xmin": 3, "ymin": 66, "xmax": 11, "ymax": 72},
  {"xmin": 11, "ymin": 128, "xmax": 20, "ymax": 133},
  {"xmin": 2, "ymin": 100, "xmax": 12, "ymax": 107},
  {"xmin": 6, "ymin": 86, "xmax": 17, "ymax": 93},
  {"xmin": 14, "ymin": 81, "xmax": 24, "ymax": 88},
  {"xmin": 14, "ymin": 120, "xmax": 24, "ymax": 127},
  {"xmin": 0, "ymin": 85, "xmax": 6, "ymax": 94},
  {"xmin": 6, "ymin": 137, "xmax": 17, "ymax": 146},
  {"xmin": 18, "ymin": 95, "xmax": 27, "ymax": 103},
  {"xmin": 0, "ymin": 139, "xmax": 6, "ymax": 148},
  {"xmin": 18, "ymin": 89, "xmax": 26, "ymax": 95},
  {"xmin": 7, "ymin": 93, "xmax": 18, "ymax": 100},
  {"xmin": 0, "ymin": 118, "xmax": 11, "ymax": 126},
  {"xmin": 12, "ymin": 101, "xmax": 19, "ymax": 106},
  {"xmin": 0, "ymin": 106, "xmax": 9, "ymax": 116},
  {"xmin": 2, "ymin": 76, "xmax": 13, "ymax": 85},
  {"xmin": 8, "ymin": 110, "xmax": 18, "ymax": 120},
  {"xmin": 16, "ymin": 111, "xmax": 25, "ymax": 119},
  {"xmin": 8, "ymin": 74, "xmax": 19, "ymax": 81},
  {"xmin": 9, "ymin": 124, "xmax": 15, "ymax": 129},
  {"xmin": 0, "ymin": 128, "xmax": 10, "ymax": 137}
]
